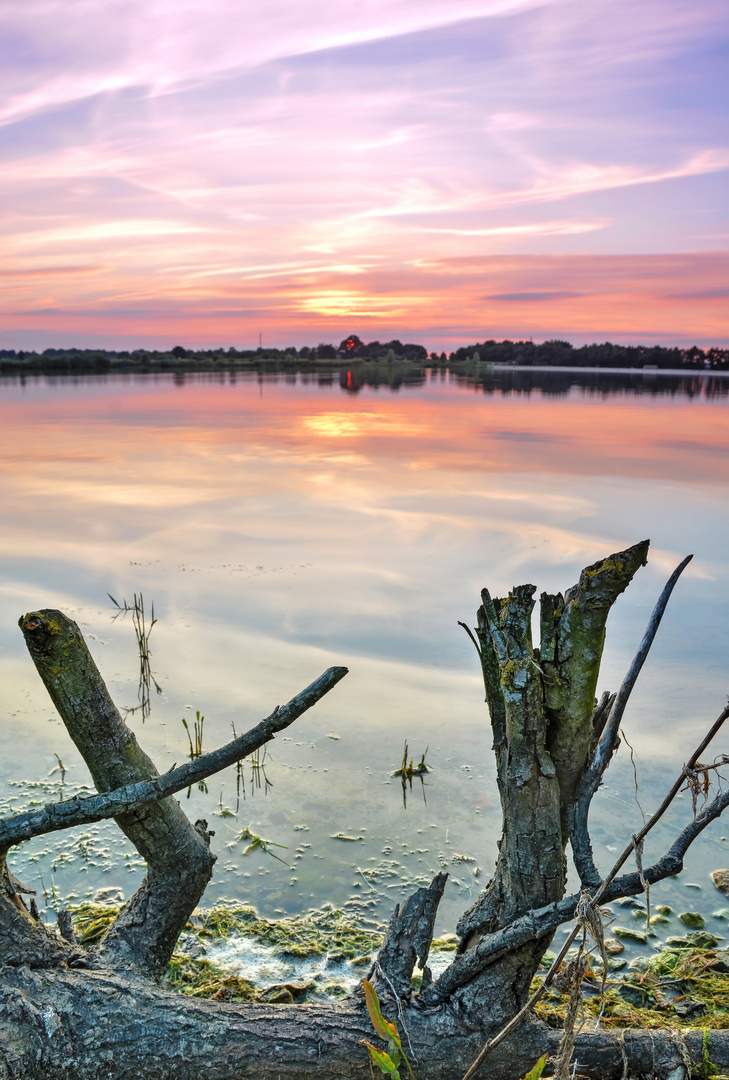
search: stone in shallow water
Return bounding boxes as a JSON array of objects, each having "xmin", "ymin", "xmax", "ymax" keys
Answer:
[
  {"xmin": 613, "ymin": 927, "xmax": 647, "ymax": 944},
  {"xmin": 679, "ymin": 911, "xmax": 705, "ymax": 929},
  {"xmin": 618, "ymin": 982, "xmax": 649, "ymax": 1006},
  {"xmin": 689, "ymin": 931, "xmax": 719, "ymax": 948},
  {"xmin": 712, "ymin": 868, "xmax": 729, "ymax": 895},
  {"xmin": 604, "ymin": 938, "xmax": 625, "ymax": 955},
  {"xmin": 628, "ymin": 956, "xmax": 650, "ymax": 971},
  {"xmin": 264, "ymin": 987, "xmax": 295, "ymax": 1004},
  {"xmin": 93, "ymin": 886, "xmax": 123, "ymax": 903}
]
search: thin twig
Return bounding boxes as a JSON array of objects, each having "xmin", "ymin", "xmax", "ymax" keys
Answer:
[{"xmin": 458, "ymin": 621, "xmax": 482, "ymax": 658}]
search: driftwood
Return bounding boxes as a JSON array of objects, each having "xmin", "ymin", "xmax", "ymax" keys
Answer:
[{"xmin": 2, "ymin": 543, "xmax": 728, "ymax": 1080}]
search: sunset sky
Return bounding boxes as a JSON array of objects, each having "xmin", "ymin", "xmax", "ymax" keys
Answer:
[{"xmin": 1, "ymin": 0, "xmax": 727, "ymax": 351}]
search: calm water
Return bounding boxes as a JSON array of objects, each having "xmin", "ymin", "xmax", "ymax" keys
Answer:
[{"xmin": 1, "ymin": 367, "xmax": 728, "ymax": 938}]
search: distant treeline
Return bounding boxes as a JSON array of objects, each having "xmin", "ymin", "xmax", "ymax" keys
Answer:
[
  {"xmin": 446, "ymin": 339, "xmax": 729, "ymax": 370},
  {"xmin": 1, "ymin": 333, "xmax": 727, "ymax": 373}
]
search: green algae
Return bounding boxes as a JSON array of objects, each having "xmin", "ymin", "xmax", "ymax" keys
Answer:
[
  {"xmin": 163, "ymin": 955, "xmax": 258, "ymax": 1001},
  {"xmin": 71, "ymin": 899, "xmax": 384, "ymax": 962},
  {"xmin": 196, "ymin": 901, "xmax": 384, "ymax": 959},
  {"xmin": 68, "ymin": 900, "xmax": 385, "ymax": 1004},
  {"xmin": 533, "ymin": 946, "xmax": 729, "ymax": 1030}
]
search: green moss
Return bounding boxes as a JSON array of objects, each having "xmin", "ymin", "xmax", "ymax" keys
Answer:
[
  {"xmin": 500, "ymin": 658, "xmax": 527, "ymax": 691},
  {"xmin": 72, "ymin": 902, "xmax": 383, "ymax": 961},
  {"xmin": 70, "ymin": 901, "xmax": 383, "ymax": 1004},
  {"xmin": 696, "ymin": 1029, "xmax": 719, "ymax": 1080},
  {"xmin": 582, "ymin": 559, "xmax": 625, "ymax": 580},
  {"xmin": 431, "ymin": 936, "xmax": 458, "ymax": 952}
]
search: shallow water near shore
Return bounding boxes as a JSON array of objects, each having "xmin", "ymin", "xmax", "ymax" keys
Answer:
[{"xmin": 1, "ymin": 367, "xmax": 728, "ymax": 943}]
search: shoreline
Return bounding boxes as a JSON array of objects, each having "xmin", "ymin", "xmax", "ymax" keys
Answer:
[{"xmin": 1, "ymin": 358, "xmax": 728, "ymax": 379}]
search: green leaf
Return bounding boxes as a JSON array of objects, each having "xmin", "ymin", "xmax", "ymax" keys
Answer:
[
  {"xmin": 360, "ymin": 1040, "xmax": 401, "ymax": 1078},
  {"xmin": 519, "ymin": 1054, "xmax": 548, "ymax": 1080},
  {"xmin": 363, "ymin": 980, "xmax": 402, "ymax": 1051}
]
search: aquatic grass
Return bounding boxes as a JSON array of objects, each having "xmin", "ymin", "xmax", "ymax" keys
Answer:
[
  {"xmin": 182, "ymin": 711, "xmax": 204, "ymax": 759},
  {"xmin": 393, "ymin": 741, "xmax": 431, "ymax": 808},
  {"xmin": 238, "ymin": 825, "xmax": 290, "ymax": 866},
  {"xmin": 393, "ymin": 742, "xmax": 430, "ymax": 781},
  {"xmin": 228, "ymin": 722, "xmax": 272, "ymax": 807},
  {"xmin": 49, "ymin": 754, "xmax": 66, "ymax": 783},
  {"xmin": 108, "ymin": 592, "xmax": 161, "ymax": 720},
  {"xmin": 71, "ymin": 902, "xmax": 121, "ymax": 944},
  {"xmin": 182, "ymin": 711, "xmax": 208, "ymax": 796}
]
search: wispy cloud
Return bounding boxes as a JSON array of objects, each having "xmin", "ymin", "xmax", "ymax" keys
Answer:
[
  {"xmin": 1, "ymin": 0, "xmax": 727, "ymax": 347},
  {"xmin": 407, "ymin": 220, "xmax": 608, "ymax": 237}
]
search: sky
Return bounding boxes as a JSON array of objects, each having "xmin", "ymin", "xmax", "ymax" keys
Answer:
[{"xmin": 1, "ymin": 0, "xmax": 728, "ymax": 351}]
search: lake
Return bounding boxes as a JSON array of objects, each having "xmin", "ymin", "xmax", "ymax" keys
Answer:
[{"xmin": 1, "ymin": 366, "xmax": 728, "ymax": 939}]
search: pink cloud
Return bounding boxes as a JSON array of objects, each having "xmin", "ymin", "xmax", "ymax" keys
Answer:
[{"xmin": 1, "ymin": 0, "xmax": 727, "ymax": 349}]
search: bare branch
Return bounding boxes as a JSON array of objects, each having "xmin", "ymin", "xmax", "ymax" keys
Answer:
[
  {"xmin": 0, "ymin": 665, "xmax": 349, "ymax": 852},
  {"xmin": 570, "ymin": 553, "xmax": 693, "ymax": 887},
  {"xmin": 590, "ymin": 553, "xmax": 693, "ymax": 787},
  {"xmin": 457, "ymin": 620, "xmax": 482, "ymax": 658}
]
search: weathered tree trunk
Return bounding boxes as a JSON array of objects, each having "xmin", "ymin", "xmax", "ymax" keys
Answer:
[
  {"xmin": 3, "ymin": 545, "xmax": 728, "ymax": 1080},
  {"xmin": 3, "ymin": 963, "xmax": 729, "ymax": 1080},
  {"xmin": 445, "ymin": 542, "xmax": 649, "ymax": 1027}
]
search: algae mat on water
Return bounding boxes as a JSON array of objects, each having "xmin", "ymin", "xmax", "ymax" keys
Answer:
[
  {"xmin": 72, "ymin": 901, "xmax": 386, "ymax": 1003},
  {"xmin": 533, "ymin": 944, "xmax": 729, "ymax": 1030}
]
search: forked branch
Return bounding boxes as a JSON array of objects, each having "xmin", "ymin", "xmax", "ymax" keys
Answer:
[{"xmin": 10, "ymin": 609, "xmax": 347, "ymax": 978}]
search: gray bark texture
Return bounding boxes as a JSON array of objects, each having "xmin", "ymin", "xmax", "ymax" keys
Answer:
[{"xmin": 3, "ymin": 545, "xmax": 727, "ymax": 1080}]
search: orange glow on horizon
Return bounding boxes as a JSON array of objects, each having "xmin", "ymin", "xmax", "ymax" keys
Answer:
[{"xmin": 2, "ymin": 253, "xmax": 726, "ymax": 351}]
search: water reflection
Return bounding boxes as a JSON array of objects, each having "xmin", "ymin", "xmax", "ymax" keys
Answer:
[
  {"xmin": 3, "ymin": 366, "xmax": 729, "ymax": 400},
  {"xmin": 0, "ymin": 369, "xmax": 728, "ymax": 931}
]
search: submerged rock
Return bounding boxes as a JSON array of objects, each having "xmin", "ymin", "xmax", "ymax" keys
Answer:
[
  {"xmin": 712, "ymin": 868, "xmax": 729, "ymax": 895},
  {"xmin": 679, "ymin": 911, "xmax": 706, "ymax": 929},
  {"xmin": 613, "ymin": 926, "xmax": 647, "ymax": 944}
]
